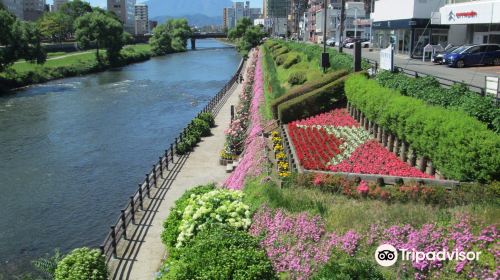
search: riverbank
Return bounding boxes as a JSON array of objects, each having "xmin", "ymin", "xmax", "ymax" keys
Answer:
[{"xmin": 0, "ymin": 44, "xmax": 157, "ymax": 93}]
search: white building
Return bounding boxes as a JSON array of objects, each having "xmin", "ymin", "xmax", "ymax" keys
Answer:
[
  {"xmin": 134, "ymin": 3, "xmax": 148, "ymax": 35},
  {"xmin": 1, "ymin": 0, "xmax": 24, "ymax": 18},
  {"xmin": 108, "ymin": 0, "xmax": 136, "ymax": 33},
  {"xmin": 315, "ymin": 2, "xmax": 367, "ymax": 44},
  {"xmin": 436, "ymin": 0, "xmax": 500, "ymax": 45},
  {"xmin": 371, "ymin": 0, "xmax": 449, "ymax": 57}
]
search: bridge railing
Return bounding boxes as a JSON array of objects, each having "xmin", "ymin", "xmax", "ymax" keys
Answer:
[{"xmin": 100, "ymin": 57, "xmax": 245, "ymax": 263}]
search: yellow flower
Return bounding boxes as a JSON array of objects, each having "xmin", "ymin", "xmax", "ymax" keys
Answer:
[
  {"xmin": 271, "ymin": 131, "xmax": 279, "ymax": 137},
  {"xmin": 279, "ymin": 171, "xmax": 291, "ymax": 178},
  {"xmin": 274, "ymin": 144, "xmax": 283, "ymax": 152},
  {"xmin": 276, "ymin": 152, "xmax": 286, "ymax": 160}
]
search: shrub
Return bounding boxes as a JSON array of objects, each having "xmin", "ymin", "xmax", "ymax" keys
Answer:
[
  {"xmin": 282, "ymin": 52, "xmax": 301, "ymax": 69},
  {"xmin": 288, "ymin": 71, "xmax": 307, "ymax": 86},
  {"xmin": 272, "ymin": 46, "xmax": 289, "ymax": 59},
  {"xmin": 376, "ymin": 71, "xmax": 500, "ymax": 132},
  {"xmin": 262, "ymin": 45, "xmax": 285, "ymax": 117},
  {"xmin": 159, "ymin": 226, "xmax": 277, "ymax": 280},
  {"xmin": 198, "ymin": 112, "xmax": 215, "ymax": 128},
  {"xmin": 275, "ymin": 53, "xmax": 287, "ymax": 66},
  {"xmin": 271, "ymin": 70, "xmax": 348, "ymax": 117},
  {"xmin": 176, "ymin": 118, "xmax": 212, "ymax": 155},
  {"xmin": 54, "ymin": 248, "xmax": 107, "ymax": 280},
  {"xmin": 312, "ymin": 251, "xmax": 384, "ymax": 280},
  {"xmin": 161, "ymin": 185, "xmax": 215, "ymax": 250},
  {"xmin": 278, "ymin": 75, "xmax": 349, "ymax": 123},
  {"xmin": 346, "ymin": 74, "xmax": 500, "ymax": 182},
  {"xmin": 191, "ymin": 118, "xmax": 210, "ymax": 137},
  {"xmin": 175, "ymin": 189, "xmax": 251, "ymax": 247}
]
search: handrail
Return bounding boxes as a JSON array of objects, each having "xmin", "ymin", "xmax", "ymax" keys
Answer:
[{"xmin": 99, "ymin": 57, "xmax": 245, "ymax": 262}]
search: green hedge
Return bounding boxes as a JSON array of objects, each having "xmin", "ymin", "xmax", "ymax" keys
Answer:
[
  {"xmin": 54, "ymin": 248, "xmax": 107, "ymax": 280},
  {"xmin": 159, "ymin": 226, "xmax": 277, "ymax": 280},
  {"xmin": 278, "ymin": 75, "xmax": 348, "ymax": 123},
  {"xmin": 262, "ymin": 45, "xmax": 285, "ymax": 119},
  {"xmin": 288, "ymin": 71, "xmax": 307, "ymax": 86},
  {"xmin": 376, "ymin": 71, "xmax": 500, "ymax": 132},
  {"xmin": 275, "ymin": 53, "xmax": 287, "ymax": 66},
  {"xmin": 176, "ymin": 115, "xmax": 214, "ymax": 155},
  {"xmin": 345, "ymin": 74, "xmax": 500, "ymax": 182},
  {"xmin": 271, "ymin": 69, "xmax": 348, "ymax": 117},
  {"xmin": 271, "ymin": 46, "xmax": 289, "ymax": 59},
  {"xmin": 282, "ymin": 52, "xmax": 301, "ymax": 69}
]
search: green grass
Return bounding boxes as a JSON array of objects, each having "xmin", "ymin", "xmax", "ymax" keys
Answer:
[{"xmin": 243, "ymin": 178, "xmax": 499, "ymax": 234}]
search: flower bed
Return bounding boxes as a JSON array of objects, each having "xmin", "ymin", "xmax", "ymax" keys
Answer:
[
  {"xmin": 288, "ymin": 109, "xmax": 432, "ymax": 178},
  {"xmin": 224, "ymin": 49, "xmax": 266, "ymax": 190}
]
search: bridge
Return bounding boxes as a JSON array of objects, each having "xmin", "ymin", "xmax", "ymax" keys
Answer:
[{"xmin": 190, "ymin": 32, "xmax": 227, "ymax": 50}]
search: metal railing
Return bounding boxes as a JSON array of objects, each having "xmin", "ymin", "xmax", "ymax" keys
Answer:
[{"xmin": 99, "ymin": 58, "xmax": 245, "ymax": 263}]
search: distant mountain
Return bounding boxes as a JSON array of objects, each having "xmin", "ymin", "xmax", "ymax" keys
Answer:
[
  {"xmin": 144, "ymin": 0, "xmax": 233, "ymax": 18},
  {"xmin": 152, "ymin": 14, "xmax": 223, "ymax": 27}
]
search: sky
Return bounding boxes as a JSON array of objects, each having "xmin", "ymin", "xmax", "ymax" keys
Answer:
[{"xmin": 46, "ymin": 0, "xmax": 263, "ymax": 9}]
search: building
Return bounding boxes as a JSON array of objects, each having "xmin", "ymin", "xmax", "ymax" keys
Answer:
[
  {"xmin": 52, "ymin": 0, "xmax": 67, "ymax": 12},
  {"xmin": 223, "ymin": 2, "xmax": 262, "ymax": 30},
  {"xmin": 371, "ymin": 0, "xmax": 449, "ymax": 58},
  {"xmin": 23, "ymin": 0, "xmax": 45, "ymax": 21},
  {"xmin": 134, "ymin": 3, "xmax": 148, "ymax": 35},
  {"xmin": 1, "ymin": 0, "xmax": 24, "ymax": 18},
  {"xmin": 107, "ymin": 0, "xmax": 136, "ymax": 33},
  {"xmin": 314, "ymin": 1, "xmax": 367, "ymax": 43},
  {"xmin": 263, "ymin": 0, "xmax": 268, "ymax": 18},
  {"xmin": 436, "ymin": 0, "xmax": 500, "ymax": 45},
  {"xmin": 289, "ymin": 0, "xmax": 308, "ymax": 38}
]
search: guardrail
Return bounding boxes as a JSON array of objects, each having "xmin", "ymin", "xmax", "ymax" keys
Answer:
[
  {"xmin": 99, "ymin": 58, "xmax": 245, "ymax": 263},
  {"xmin": 364, "ymin": 58, "xmax": 490, "ymax": 97}
]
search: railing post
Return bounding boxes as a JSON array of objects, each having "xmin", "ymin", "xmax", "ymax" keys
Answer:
[
  {"xmin": 159, "ymin": 157, "xmax": 163, "ymax": 178},
  {"xmin": 100, "ymin": 245, "xmax": 105, "ymax": 256},
  {"xmin": 145, "ymin": 181, "xmax": 151, "ymax": 198},
  {"xmin": 110, "ymin": 226, "xmax": 117, "ymax": 258},
  {"xmin": 170, "ymin": 144, "xmax": 174, "ymax": 162},
  {"xmin": 120, "ymin": 209, "xmax": 127, "ymax": 239},
  {"xmin": 138, "ymin": 187, "xmax": 144, "ymax": 210},
  {"xmin": 145, "ymin": 174, "xmax": 150, "ymax": 190},
  {"xmin": 174, "ymin": 138, "xmax": 178, "ymax": 155},
  {"xmin": 130, "ymin": 196, "xmax": 135, "ymax": 223},
  {"xmin": 165, "ymin": 150, "xmax": 169, "ymax": 170}
]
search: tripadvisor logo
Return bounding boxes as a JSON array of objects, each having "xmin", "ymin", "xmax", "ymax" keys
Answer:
[{"xmin": 374, "ymin": 244, "xmax": 481, "ymax": 267}]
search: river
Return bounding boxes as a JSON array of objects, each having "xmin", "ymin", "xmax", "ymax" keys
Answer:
[{"xmin": 0, "ymin": 39, "xmax": 240, "ymax": 278}]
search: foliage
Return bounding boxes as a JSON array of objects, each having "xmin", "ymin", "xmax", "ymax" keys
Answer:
[
  {"xmin": 191, "ymin": 118, "xmax": 211, "ymax": 137},
  {"xmin": 198, "ymin": 112, "xmax": 215, "ymax": 128},
  {"xmin": 175, "ymin": 117, "xmax": 212, "ymax": 155},
  {"xmin": 376, "ymin": 71, "xmax": 500, "ymax": 132},
  {"xmin": 59, "ymin": 0, "xmax": 93, "ymax": 23},
  {"xmin": 158, "ymin": 226, "xmax": 277, "ymax": 280},
  {"xmin": 31, "ymin": 249, "xmax": 65, "ymax": 279},
  {"xmin": 282, "ymin": 52, "xmax": 301, "ymax": 69},
  {"xmin": 0, "ymin": 10, "xmax": 46, "ymax": 71},
  {"xmin": 54, "ymin": 247, "xmax": 107, "ymax": 280},
  {"xmin": 278, "ymin": 76, "xmax": 348, "ymax": 123},
  {"xmin": 261, "ymin": 44, "xmax": 284, "ymax": 118},
  {"xmin": 175, "ymin": 189, "xmax": 251, "ymax": 247},
  {"xmin": 161, "ymin": 185, "xmax": 215, "ymax": 251},
  {"xmin": 312, "ymin": 252, "xmax": 384, "ymax": 280},
  {"xmin": 345, "ymin": 74, "xmax": 500, "ymax": 182},
  {"xmin": 275, "ymin": 53, "xmax": 287, "ymax": 66},
  {"xmin": 74, "ymin": 10, "xmax": 124, "ymax": 64},
  {"xmin": 228, "ymin": 18, "xmax": 266, "ymax": 56},
  {"xmin": 150, "ymin": 19, "xmax": 192, "ymax": 55},
  {"xmin": 271, "ymin": 69, "xmax": 348, "ymax": 117},
  {"xmin": 149, "ymin": 24, "xmax": 173, "ymax": 55},
  {"xmin": 37, "ymin": 12, "xmax": 72, "ymax": 43},
  {"xmin": 287, "ymin": 70, "xmax": 307, "ymax": 86}
]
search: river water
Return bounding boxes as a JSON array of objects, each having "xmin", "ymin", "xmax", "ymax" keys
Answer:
[{"xmin": 0, "ymin": 39, "xmax": 240, "ymax": 278}]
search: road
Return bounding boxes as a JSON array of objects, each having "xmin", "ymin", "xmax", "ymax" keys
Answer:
[{"xmin": 343, "ymin": 47, "xmax": 500, "ymax": 90}]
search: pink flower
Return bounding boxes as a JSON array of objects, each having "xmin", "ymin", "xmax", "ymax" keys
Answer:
[{"xmin": 356, "ymin": 181, "xmax": 369, "ymax": 195}]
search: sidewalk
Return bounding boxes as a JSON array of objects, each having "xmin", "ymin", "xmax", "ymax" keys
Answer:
[{"xmin": 107, "ymin": 60, "xmax": 248, "ymax": 280}]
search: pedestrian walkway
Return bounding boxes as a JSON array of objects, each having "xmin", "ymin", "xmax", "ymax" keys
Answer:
[{"xmin": 106, "ymin": 58, "xmax": 249, "ymax": 280}]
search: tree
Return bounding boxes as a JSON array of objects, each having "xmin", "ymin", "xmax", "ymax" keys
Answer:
[
  {"xmin": 37, "ymin": 12, "xmax": 72, "ymax": 43},
  {"xmin": 165, "ymin": 18, "xmax": 192, "ymax": 52},
  {"xmin": 149, "ymin": 24, "xmax": 173, "ymax": 55},
  {"xmin": 228, "ymin": 18, "xmax": 253, "ymax": 40},
  {"xmin": 0, "ymin": 10, "xmax": 46, "ymax": 71},
  {"xmin": 228, "ymin": 18, "xmax": 266, "ymax": 56},
  {"xmin": 74, "ymin": 11, "xmax": 124, "ymax": 64},
  {"xmin": 59, "ymin": 0, "xmax": 92, "ymax": 22}
]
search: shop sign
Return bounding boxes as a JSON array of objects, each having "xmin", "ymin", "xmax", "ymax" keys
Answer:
[
  {"xmin": 485, "ymin": 77, "xmax": 499, "ymax": 99},
  {"xmin": 380, "ymin": 45, "xmax": 394, "ymax": 72},
  {"xmin": 440, "ymin": 2, "xmax": 500, "ymax": 24}
]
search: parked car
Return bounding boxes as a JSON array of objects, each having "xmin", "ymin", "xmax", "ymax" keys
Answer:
[
  {"xmin": 342, "ymin": 37, "xmax": 360, "ymax": 47},
  {"xmin": 345, "ymin": 39, "xmax": 370, "ymax": 49},
  {"xmin": 326, "ymin": 38, "xmax": 336, "ymax": 46},
  {"xmin": 361, "ymin": 40, "xmax": 372, "ymax": 48},
  {"xmin": 447, "ymin": 44, "xmax": 500, "ymax": 68},
  {"xmin": 442, "ymin": 45, "xmax": 471, "ymax": 64},
  {"xmin": 432, "ymin": 46, "xmax": 459, "ymax": 64}
]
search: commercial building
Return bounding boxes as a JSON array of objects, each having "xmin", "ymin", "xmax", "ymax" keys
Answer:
[
  {"xmin": 23, "ymin": 0, "xmax": 45, "ymax": 21},
  {"xmin": 107, "ymin": 0, "xmax": 136, "ymax": 33},
  {"xmin": 1, "ymin": 0, "xmax": 24, "ymax": 18},
  {"xmin": 371, "ymin": 0, "xmax": 449, "ymax": 58},
  {"xmin": 436, "ymin": 0, "xmax": 500, "ymax": 45},
  {"xmin": 52, "ymin": 0, "xmax": 67, "ymax": 12},
  {"xmin": 134, "ymin": 3, "xmax": 148, "ymax": 35},
  {"xmin": 315, "ymin": 1, "xmax": 367, "ymax": 43}
]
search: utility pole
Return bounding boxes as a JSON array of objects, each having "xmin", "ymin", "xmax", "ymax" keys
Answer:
[
  {"xmin": 321, "ymin": 0, "xmax": 330, "ymax": 73},
  {"xmin": 339, "ymin": 0, "xmax": 346, "ymax": 53}
]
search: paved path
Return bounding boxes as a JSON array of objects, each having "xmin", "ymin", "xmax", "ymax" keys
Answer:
[
  {"xmin": 342, "ymin": 47, "xmax": 500, "ymax": 89},
  {"xmin": 107, "ymin": 58, "xmax": 249, "ymax": 280}
]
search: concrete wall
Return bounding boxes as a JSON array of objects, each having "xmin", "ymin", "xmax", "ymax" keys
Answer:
[{"xmin": 373, "ymin": 0, "xmax": 446, "ymax": 21}]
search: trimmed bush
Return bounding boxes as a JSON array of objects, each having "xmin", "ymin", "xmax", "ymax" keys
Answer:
[
  {"xmin": 198, "ymin": 112, "xmax": 215, "ymax": 128},
  {"xmin": 161, "ymin": 185, "xmax": 215, "ymax": 251},
  {"xmin": 272, "ymin": 46, "xmax": 289, "ymax": 59},
  {"xmin": 288, "ymin": 71, "xmax": 307, "ymax": 86},
  {"xmin": 176, "ymin": 118, "xmax": 212, "ymax": 155},
  {"xmin": 345, "ymin": 74, "xmax": 500, "ymax": 182},
  {"xmin": 158, "ymin": 226, "xmax": 277, "ymax": 280},
  {"xmin": 278, "ymin": 75, "xmax": 348, "ymax": 123},
  {"xmin": 271, "ymin": 69, "xmax": 348, "ymax": 117},
  {"xmin": 376, "ymin": 71, "xmax": 500, "ymax": 132},
  {"xmin": 312, "ymin": 251, "xmax": 384, "ymax": 280},
  {"xmin": 275, "ymin": 53, "xmax": 287, "ymax": 66},
  {"xmin": 282, "ymin": 52, "xmax": 301, "ymax": 69},
  {"xmin": 54, "ymin": 248, "xmax": 107, "ymax": 280},
  {"xmin": 191, "ymin": 118, "xmax": 211, "ymax": 137}
]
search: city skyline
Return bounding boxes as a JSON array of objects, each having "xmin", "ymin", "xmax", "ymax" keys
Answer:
[{"xmin": 45, "ymin": 0, "xmax": 263, "ymax": 9}]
